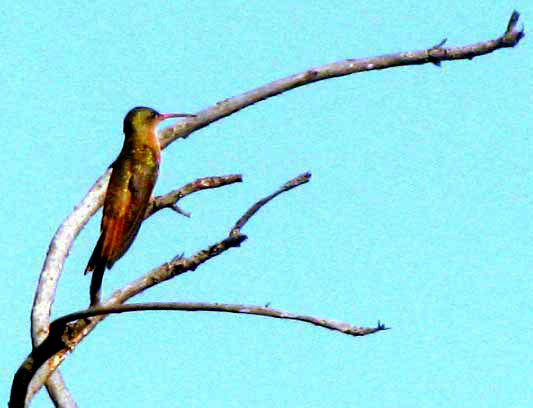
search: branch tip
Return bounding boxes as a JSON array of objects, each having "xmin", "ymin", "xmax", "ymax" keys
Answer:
[
  {"xmin": 503, "ymin": 10, "xmax": 525, "ymax": 45},
  {"xmin": 376, "ymin": 320, "xmax": 390, "ymax": 330},
  {"xmin": 507, "ymin": 11, "xmax": 520, "ymax": 32},
  {"xmin": 282, "ymin": 172, "xmax": 312, "ymax": 189},
  {"xmin": 171, "ymin": 204, "xmax": 191, "ymax": 218}
]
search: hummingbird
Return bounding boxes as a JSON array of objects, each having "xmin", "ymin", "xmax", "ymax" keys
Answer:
[{"xmin": 85, "ymin": 106, "xmax": 195, "ymax": 305}]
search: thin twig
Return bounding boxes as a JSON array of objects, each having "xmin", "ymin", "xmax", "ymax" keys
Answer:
[
  {"xmin": 146, "ymin": 174, "xmax": 243, "ymax": 217},
  {"xmin": 230, "ymin": 172, "xmax": 311, "ymax": 236}
]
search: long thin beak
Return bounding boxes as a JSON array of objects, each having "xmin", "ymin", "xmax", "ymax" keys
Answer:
[{"xmin": 159, "ymin": 112, "xmax": 196, "ymax": 120}]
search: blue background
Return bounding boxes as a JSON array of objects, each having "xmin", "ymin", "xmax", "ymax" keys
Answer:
[{"xmin": 2, "ymin": 2, "xmax": 531, "ymax": 407}]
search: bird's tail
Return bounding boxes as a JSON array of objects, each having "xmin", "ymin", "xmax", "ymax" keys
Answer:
[
  {"xmin": 89, "ymin": 262, "xmax": 105, "ymax": 306},
  {"xmin": 85, "ymin": 234, "xmax": 106, "ymax": 306}
]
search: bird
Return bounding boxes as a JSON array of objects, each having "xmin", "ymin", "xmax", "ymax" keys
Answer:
[{"xmin": 85, "ymin": 106, "xmax": 194, "ymax": 305}]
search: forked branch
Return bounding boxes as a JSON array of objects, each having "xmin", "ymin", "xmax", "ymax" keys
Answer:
[{"xmin": 12, "ymin": 173, "xmax": 312, "ymax": 407}]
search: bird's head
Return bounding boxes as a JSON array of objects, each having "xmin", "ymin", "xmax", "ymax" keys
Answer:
[{"xmin": 123, "ymin": 106, "xmax": 194, "ymax": 135}]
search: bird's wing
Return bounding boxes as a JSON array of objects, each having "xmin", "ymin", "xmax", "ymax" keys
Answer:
[{"xmin": 100, "ymin": 150, "xmax": 159, "ymax": 268}]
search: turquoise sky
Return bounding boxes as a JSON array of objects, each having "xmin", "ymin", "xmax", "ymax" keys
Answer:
[{"xmin": 3, "ymin": 2, "xmax": 532, "ymax": 407}]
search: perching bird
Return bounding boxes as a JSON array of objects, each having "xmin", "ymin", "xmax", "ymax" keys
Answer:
[{"xmin": 85, "ymin": 106, "xmax": 194, "ymax": 305}]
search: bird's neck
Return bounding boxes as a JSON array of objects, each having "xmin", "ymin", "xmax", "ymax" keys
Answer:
[
  {"xmin": 122, "ymin": 128, "xmax": 161, "ymax": 164},
  {"xmin": 126, "ymin": 128, "xmax": 160, "ymax": 151}
]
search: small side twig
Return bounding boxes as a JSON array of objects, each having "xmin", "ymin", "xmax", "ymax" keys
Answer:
[{"xmin": 146, "ymin": 174, "xmax": 243, "ymax": 217}]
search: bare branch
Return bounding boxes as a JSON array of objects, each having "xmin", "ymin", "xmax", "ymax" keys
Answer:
[
  {"xmin": 12, "ymin": 297, "xmax": 385, "ymax": 406},
  {"xmin": 54, "ymin": 303, "xmax": 388, "ymax": 337},
  {"xmin": 146, "ymin": 174, "xmax": 243, "ymax": 217},
  {"xmin": 42, "ymin": 374, "xmax": 77, "ymax": 408},
  {"xmin": 31, "ymin": 170, "xmax": 108, "ymax": 344},
  {"xmin": 231, "ymin": 172, "xmax": 311, "ymax": 236},
  {"xmin": 158, "ymin": 11, "xmax": 525, "ymax": 148},
  {"xmin": 27, "ymin": 171, "xmax": 110, "ymax": 408}
]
